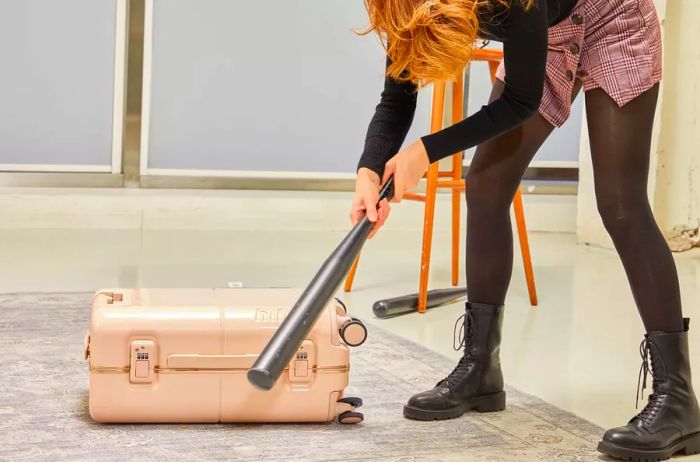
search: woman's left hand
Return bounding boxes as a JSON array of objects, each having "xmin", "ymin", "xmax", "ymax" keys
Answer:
[{"xmin": 382, "ymin": 139, "xmax": 430, "ymax": 202}]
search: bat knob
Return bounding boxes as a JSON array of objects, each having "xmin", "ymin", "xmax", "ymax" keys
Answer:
[
  {"xmin": 372, "ymin": 300, "xmax": 391, "ymax": 318},
  {"xmin": 247, "ymin": 368, "xmax": 275, "ymax": 391}
]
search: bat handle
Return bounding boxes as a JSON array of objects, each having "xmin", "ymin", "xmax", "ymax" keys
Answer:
[
  {"xmin": 378, "ymin": 175, "xmax": 395, "ymax": 203},
  {"xmin": 354, "ymin": 175, "xmax": 394, "ymax": 233}
]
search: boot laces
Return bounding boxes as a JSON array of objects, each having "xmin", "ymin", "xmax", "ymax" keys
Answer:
[
  {"xmin": 636, "ymin": 393, "xmax": 663, "ymax": 427},
  {"xmin": 636, "ymin": 338, "xmax": 656, "ymax": 408},
  {"xmin": 444, "ymin": 310, "xmax": 476, "ymax": 386},
  {"xmin": 635, "ymin": 338, "xmax": 662, "ymax": 425}
]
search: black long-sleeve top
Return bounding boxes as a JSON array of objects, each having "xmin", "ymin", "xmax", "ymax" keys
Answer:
[{"xmin": 357, "ymin": 0, "xmax": 577, "ymax": 177}]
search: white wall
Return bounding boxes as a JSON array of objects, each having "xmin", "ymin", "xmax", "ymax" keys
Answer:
[
  {"xmin": 653, "ymin": 0, "xmax": 700, "ymax": 232},
  {"xmin": 577, "ymin": 0, "xmax": 700, "ymax": 248}
]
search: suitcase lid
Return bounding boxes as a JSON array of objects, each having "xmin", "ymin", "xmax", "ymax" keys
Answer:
[{"xmin": 86, "ymin": 288, "xmax": 351, "ymax": 373}]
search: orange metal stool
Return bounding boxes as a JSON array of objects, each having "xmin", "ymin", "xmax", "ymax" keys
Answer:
[{"xmin": 345, "ymin": 48, "xmax": 538, "ymax": 312}]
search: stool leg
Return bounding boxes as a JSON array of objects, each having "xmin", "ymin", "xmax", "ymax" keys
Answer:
[
  {"xmin": 488, "ymin": 61, "xmax": 500, "ymax": 83},
  {"xmin": 513, "ymin": 188, "xmax": 538, "ymax": 306},
  {"xmin": 419, "ymin": 163, "xmax": 440, "ymax": 313},
  {"xmin": 450, "ymin": 75, "xmax": 464, "ymax": 287},
  {"xmin": 450, "ymin": 163, "xmax": 461, "ymax": 287},
  {"xmin": 418, "ymin": 81, "xmax": 446, "ymax": 313},
  {"xmin": 343, "ymin": 254, "xmax": 361, "ymax": 293}
]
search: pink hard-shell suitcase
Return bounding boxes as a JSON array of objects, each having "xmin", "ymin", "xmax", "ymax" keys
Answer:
[{"xmin": 84, "ymin": 288, "xmax": 367, "ymax": 424}]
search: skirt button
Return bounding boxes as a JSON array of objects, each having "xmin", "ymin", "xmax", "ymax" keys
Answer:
[
  {"xmin": 570, "ymin": 43, "xmax": 580, "ymax": 54},
  {"xmin": 566, "ymin": 70, "xmax": 575, "ymax": 81}
]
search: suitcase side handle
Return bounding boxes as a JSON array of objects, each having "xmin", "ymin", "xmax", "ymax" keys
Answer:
[{"xmin": 167, "ymin": 354, "xmax": 258, "ymax": 369}]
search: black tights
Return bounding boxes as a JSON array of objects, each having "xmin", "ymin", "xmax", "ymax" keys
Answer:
[{"xmin": 465, "ymin": 81, "xmax": 684, "ymax": 333}]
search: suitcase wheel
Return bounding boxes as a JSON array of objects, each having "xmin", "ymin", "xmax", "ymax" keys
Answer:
[
  {"xmin": 334, "ymin": 297, "xmax": 348, "ymax": 315},
  {"xmin": 338, "ymin": 410, "xmax": 364, "ymax": 425},
  {"xmin": 339, "ymin": 319, "xmax": 367, "ymax": 347},
  {"xmin": 338, "ymin": 397, "xmax": 363, "ymax": 409}
]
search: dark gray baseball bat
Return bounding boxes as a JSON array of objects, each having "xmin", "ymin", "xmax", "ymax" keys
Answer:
[
  {"xmin": 372, "ymin": 287, "xmax": 468, "ymax": 318},
  {"xmin": 247, "ymin": 176, "xmax": 395, "ymax": 391}
]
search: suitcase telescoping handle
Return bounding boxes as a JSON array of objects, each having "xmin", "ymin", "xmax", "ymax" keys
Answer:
[{"xmin": 247, "ymin": 176, "xmax": 395, "ymax": 391}]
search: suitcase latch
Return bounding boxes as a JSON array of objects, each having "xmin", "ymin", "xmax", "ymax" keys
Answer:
[
  {"xmin": 130, "ymin": 340, "xmax": 156, "ymax": 384},
  {"xmin": 289, "ymin": 340, "xmax": 315, "ymax": 384}
]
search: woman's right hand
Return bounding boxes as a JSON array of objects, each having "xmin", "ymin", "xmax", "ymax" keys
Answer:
[{"xmin": 350, "ymin": 167, "xmax": 392, "ymax": 239}]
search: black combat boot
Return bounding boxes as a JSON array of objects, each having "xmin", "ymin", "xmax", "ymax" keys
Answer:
[
  {"xmin": 598, "ymin": 318, "xmax": 700, "ymax": 461},
  {"xmin": 403, "ymin": 302, "xmax": 506, "ymax": 420}
]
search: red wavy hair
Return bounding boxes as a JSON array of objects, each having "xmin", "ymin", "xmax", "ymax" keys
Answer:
[{"xmin": 360, "ymin": 0, "xmax": 534, "ymax": 86}]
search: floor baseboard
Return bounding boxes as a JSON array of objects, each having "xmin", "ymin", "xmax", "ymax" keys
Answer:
[{"xmin": 0, "ymin": 187, "xmax": 577, "ymax": 233}]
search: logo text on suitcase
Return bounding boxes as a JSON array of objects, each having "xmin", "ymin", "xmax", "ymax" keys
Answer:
[{"xmin": 255, "ymin": 308, "xmax": 288, "ymax": 323}]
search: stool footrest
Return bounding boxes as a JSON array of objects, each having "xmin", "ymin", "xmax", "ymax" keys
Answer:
[
  {"xmin": 404, "ymin": 192, "xmax": 426, "ymax": 202},
  {"xmin": 436, "ymin": 180, "xmax": 465, "ymax": 188}
]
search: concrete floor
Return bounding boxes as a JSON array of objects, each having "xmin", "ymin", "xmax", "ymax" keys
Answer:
[{"xmin": 1, "ymin": 226, "xmax": 699, "ymax": 436}]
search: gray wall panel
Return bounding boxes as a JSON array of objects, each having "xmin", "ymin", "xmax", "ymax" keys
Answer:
[
  {"xmin": 0, "ymin": 0, "xmax": 118, "ymax": 167},
  {"xmin": 146, "ymin": 0, "xmax": 432, "ymax": 173},
  {"xmin": 147, "ymin": 1, "xmax": 580, "ymax": 174}
]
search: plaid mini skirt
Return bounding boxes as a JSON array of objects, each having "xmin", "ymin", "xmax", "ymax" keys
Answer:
[{"xmin": 496, "ymin": 0, "xmax": 663, "ymax": 127}]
